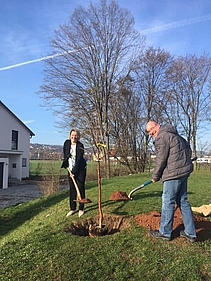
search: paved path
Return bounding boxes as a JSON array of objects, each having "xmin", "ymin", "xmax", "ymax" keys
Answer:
[{"xmin": 0, "ymin": 184, "xmax": 42, "ymax": 209}]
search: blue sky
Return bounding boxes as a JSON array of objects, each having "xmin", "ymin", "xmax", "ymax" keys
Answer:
[{"xmin": 1, "ymin": 0, "xmax": 211, "ymax": 145}]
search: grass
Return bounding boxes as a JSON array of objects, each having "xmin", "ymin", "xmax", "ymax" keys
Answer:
[
  {"xmin": 29, "ymin": 159, "xmax": 134, "ymax": 179},
  {"xmin": 29, "ymin": 160, "xmax": 66, "ymax": 176},
  {"xmin": 0, "ymin": 170, "xmax": 211, "ymax": 281}
]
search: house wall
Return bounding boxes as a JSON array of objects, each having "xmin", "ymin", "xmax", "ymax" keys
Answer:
[
  {"xmin": 0, "ymin": 107, "xmax": 31, "ymax": 151},
  {"xmin": 0, "ymin": 102, "xmax": 34, "ymax": 184}
]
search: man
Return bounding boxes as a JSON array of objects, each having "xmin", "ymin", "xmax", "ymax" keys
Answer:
[{"xmin": 146, "ymin": 121, "xmax": 196, "ymax": 242}]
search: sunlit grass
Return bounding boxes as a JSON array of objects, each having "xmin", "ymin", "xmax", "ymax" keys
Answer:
[{"xmin": 0, "ymin": 170, "xmax": 211, "ymax": 280}]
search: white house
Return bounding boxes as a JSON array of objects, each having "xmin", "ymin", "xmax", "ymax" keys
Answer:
[
  {"xmin": 0, "ymin": 101, "xmax": 35, "ymax": 189},
  {"xmin": 196, "ymin": 156, "xmax": 211, "ymax": 164}
]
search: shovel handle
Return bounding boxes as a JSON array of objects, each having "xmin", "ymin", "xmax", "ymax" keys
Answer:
[
  {"xmin": 67, "ymin": 168, "xmax": 82, "ymax": 200},
  {"xmin": 128, "ymin": 180, "xmax": 152, "ymax": 199},
  {"xmin": 128, "ymin": 157, "xmax": 197, "ymax": 200}
]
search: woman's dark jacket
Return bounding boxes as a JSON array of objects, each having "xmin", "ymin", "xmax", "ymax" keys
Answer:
[
  {"xmin": 152, "ymin": 124, "xmax": 193, "ymax": 182},
  {"xmin": 61, "ymin": 140, "xmax": 86, "ymax": 175}
]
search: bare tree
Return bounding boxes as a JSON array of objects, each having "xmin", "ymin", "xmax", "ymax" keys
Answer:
[
  {"xmin": 166, "ymin": 54, "xmax": 211, "ymax": 163},
  {"xmin": 39, "ymin": 0, "xmax": 145, "ymax": 177},
  {"xmin": 109, "ymin": 75, "xmax": 145, "ymax": 173},
  {"xmin": 132, "ymin": 47, "xmax": 173, "ymax": 167}
]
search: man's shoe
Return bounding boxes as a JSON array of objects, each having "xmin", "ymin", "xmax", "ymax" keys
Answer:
[
  {"xmin": 78, "ymin": 210, "xmax": 84, "ymax": 217},
  {"xmin": 180, "ymin": 230, "xmax": 196, "ymax": 243},
  {"xmin": 149, "ymin": 230, "xmax": 171, "ymax": 241},
  {"xmin": 66, "ymin": 210, "xmax": 77, "ymax": 217}
]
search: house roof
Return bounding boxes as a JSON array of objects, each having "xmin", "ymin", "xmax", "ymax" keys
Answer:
[{"xmin": 0, "ymin": 100, "xmax": 35, "ymax": 137}]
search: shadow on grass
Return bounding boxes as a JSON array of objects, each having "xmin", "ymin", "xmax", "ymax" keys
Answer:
[
  {"xmin": 82, "ymin": 191, "xmax": 163, "ymax": 217},
  {"xmin": 0, "ymin": 191, "xmax": 68, "ymax": 237},
  {"xmin": 130, "ymin": 190, "xmax": 162, "ymax": 201},
  {"xmin": 74, "ymin": 199, "xmax": 132, "ymax": 217},
  {"xmin": 173, "ymin": 219, "xmax": 211, "ymax": 242}
]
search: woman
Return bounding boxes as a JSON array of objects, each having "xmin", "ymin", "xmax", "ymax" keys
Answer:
[{"xmin": 61, "ymin": 129, "xmax": 87, "ymax": 217}]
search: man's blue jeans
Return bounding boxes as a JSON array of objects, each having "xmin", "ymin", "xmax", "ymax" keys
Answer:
[{"xmin": 159, "ymin": 175, "xmax": 196, "ymax": 238}]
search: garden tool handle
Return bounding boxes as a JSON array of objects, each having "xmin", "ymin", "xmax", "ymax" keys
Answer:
[
  {"xmin": 144, "ymin": 180, "xmax": 153, "ymax": 185},
  {"xmin": 128, "ymin": 180, "xmax": 153, "ymax": 199},
  {"xmin": 67, "ymin": 168, "xmax": 82, "ymax": 200}
]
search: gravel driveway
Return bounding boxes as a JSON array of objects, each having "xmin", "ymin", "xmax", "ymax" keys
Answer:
[{"xmin": 0, "ymin": 184, "xmax": 42, "ymax": 209}]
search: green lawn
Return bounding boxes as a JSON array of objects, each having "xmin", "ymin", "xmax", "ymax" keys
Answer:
[
  {"xmin": 0, "ymin": 170, "xmax": 211, "ymax": 281},
  {"xmin": 29, "ymin": 159, "xmax": 130, "ymax": 180}
]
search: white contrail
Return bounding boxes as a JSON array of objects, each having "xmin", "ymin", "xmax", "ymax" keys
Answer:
[
  {"xmin": 141, "ymin": 14, "xmax": 211, "ymax": 35},
  {"xmin": 0, "ymin": 53, "xmax": 61, "ymax": 71},
  {"xmin": 0, "ymin": 51, "xmax": 70, "ymax": 71},
  {"xmin": 0, "ymin": 45, "xmax": 99, "ymax": 71},
  {"xmin": 0, "ymin": 14, "xmax": 211, "ymax": 71}
]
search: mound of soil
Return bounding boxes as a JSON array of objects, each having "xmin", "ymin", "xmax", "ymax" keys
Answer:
[
  {"xmin": 134, "ymin": 207, "xmax": 211, "ymax": 242},
  {"xmin": 109, "ymin": 191, "xmax": 130, "ymax": 201}
]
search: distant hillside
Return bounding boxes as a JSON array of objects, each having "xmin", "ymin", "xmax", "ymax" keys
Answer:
[
  {"xmin": 30, "ymin": 143, "xmax": 93, "ymax": 160},
  {"xmin": 30, "ymin": 143, "xmax": 63, "ymax": 160},
  {"xmin": 30, "ymin": 143, "xmax": 63, "ymax": 151}
]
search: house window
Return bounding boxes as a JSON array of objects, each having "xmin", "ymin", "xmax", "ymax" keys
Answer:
[
  {"xmin": 22, "ymin": 158, "xmax": 27, "ymax": 167},
  {"xmin": 11, "ymin": 130, "xmax": 18, "ymax": 150}
]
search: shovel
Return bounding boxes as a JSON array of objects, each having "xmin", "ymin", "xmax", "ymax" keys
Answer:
[
  {"xmin": 109, "ymin": 181, "xmax": 152, "ymax": 202},
  {"xmin": 67, "ymin": 168, "xmax": 92, "ymax": 204},
  {"xmin": 128, "ymin": 180, "xmax": 152, "ymax": 200},
  {"xmin": 128, "ymin": 157, "xmax": 197, "ymax": 200}
]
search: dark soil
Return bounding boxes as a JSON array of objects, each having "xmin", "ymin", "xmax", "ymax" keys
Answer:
[
  {"xmin": 65, "ymin": 208, "xmax": 211, "ymax": 242},
  {"xmin": 109, "ymin": 191, "xmax": 130, "ymax": 201},
  {"xmin": 65, "ymin": 214, "xmax": 131, "ymax": 237},
  {"xmin": 134, "ymin": 207, "xmax": 211, "ymax": 242}
]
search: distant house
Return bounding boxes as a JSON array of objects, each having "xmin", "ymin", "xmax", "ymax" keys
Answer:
[
  {"xmin": 0, "ymin": 101, "xmax": 35, "ymax": 189},
  {"xmin": 196, "ymin": 156, "xmax": 211, "ymax": 164}
]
